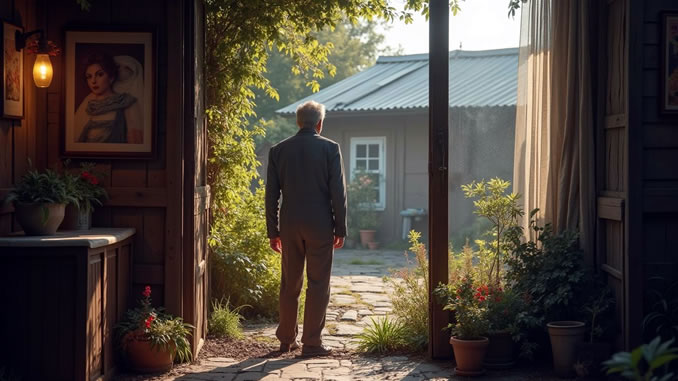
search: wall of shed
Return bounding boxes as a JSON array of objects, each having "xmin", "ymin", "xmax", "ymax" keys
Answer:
[
  {"xmin": 0, "ymin": 0, "xmax": 187, "ymax": 315},
  {"xmin": 316, "ymin": 106, "xmax": 515, "ymax": 245}
]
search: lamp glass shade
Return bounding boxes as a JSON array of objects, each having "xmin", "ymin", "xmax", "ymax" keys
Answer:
[{"xmin": 33, "ymin": 54, "xmax": 53, "ymax": 88}]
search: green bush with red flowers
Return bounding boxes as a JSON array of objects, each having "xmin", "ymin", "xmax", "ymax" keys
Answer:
[
  {"xmin": 436, "ymin": 276, "xmax": 491, "ymax": 340},
  {"xmin": 62, "ymin": 162, "xmax": 108, "ymax": 214},
  {"xmin": 115, "ymin": 286, "xmax": 194, "ymax": 363}
]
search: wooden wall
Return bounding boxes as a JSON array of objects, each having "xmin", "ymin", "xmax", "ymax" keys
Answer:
[
  {"xmin": 0, "ymin": 0, "xmax": 188, "ymax": 317},
  {"xmin": 628, "ymin": 0, "xmax": 678, "ymax": 346}
]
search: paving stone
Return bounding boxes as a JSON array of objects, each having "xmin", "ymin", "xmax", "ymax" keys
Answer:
[
  {"xmin": 373, "ymin": 307, "xmax": 393, "ymax": 313},
  {"xmin": 264, "ymin": 359, "xmax": 301, "ymax": 371},
  {"xmin": 234, "ymin": 372, "xmax": 270, "ymax": 381},
  {"xmin": 322, "ymin": 366, "xmax": 351, "ymax": 376},
  {"xmin": 412, "ymin": 362, "xmax": 445, "ymax": 373},
  {"xmin": 372, "ymin": 301, "xmax": 393, "ymax": 308},
  {"xmin": 350, "ymin": 285, "xmax": 384, "ymax": 293},
  {"xmin": 303, "ymin": 359, "xmax": 340, "ymax": 368},
  {"xmin": 322, "ymin": 376, "xmax": 353, "ymax": 381},
  {"xmin": 334, "ymin": 323, "xmax": 364, "ymax": 336},
  {"xmin": 280, "ymin": 369, "xmax": 322, "ymax": 379},
  {"xmin": 358, "ymin": 309, "xmax": 373, "ymax": 315},
  {"xmin": 340, "ymin": 310, "xmax": 358, "ymax": 321},
  {"xmin": 333, "ymin": 295, "xmax": 357, "ymax": 305}
]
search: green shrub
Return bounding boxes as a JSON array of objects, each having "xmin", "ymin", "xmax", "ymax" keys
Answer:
[
  {"xmin": 388, "ymin": 231, "xmax": 429, "ymax": 350},
  {"xmin": 604, "ymin": 336, "xmax": 678, "ymax": 381},
  {"xmin": 356, "ymin": 316, "xmax": 407, "ymax": 353},
  {"xmin": 505, "ymin": 214, "xmax": 587, "ymax": 326},
  {"xmin": 209, "ymin": 299, "xmax": 247, "ymax": 339}
]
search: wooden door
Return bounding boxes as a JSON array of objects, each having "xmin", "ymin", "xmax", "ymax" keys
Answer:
[
  {"xmin": 596, "ymin": 0, "xmax": 629, "ymax": 349},
  {"xmin": 183, "ymin": 0, "xmax": 209, "ymax": 357}
]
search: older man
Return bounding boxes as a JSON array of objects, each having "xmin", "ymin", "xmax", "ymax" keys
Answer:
[{"xmin": 265, "ymin": 100, "xmax": 347, "ymax": 357}]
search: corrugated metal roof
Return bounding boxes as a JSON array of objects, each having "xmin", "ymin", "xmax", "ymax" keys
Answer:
[{"xmin": 276, "ymin": 48, "xmax": 518, "ymax": 114}]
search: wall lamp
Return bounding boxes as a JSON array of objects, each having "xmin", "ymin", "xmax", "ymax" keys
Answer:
[{"xmin": 15, "ymin": 29, "xmax": 53, "ymax": 88}]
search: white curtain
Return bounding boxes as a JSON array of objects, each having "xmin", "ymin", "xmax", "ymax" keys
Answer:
[{"xmin": 513, "ymin": 0, "xmax": 596, "ymax": 257}]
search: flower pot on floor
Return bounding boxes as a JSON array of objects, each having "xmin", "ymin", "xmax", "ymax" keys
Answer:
[
  {"xmin": 450, "ymin": 336, "xmax": 489, "ymax": 377},
  {"xmin": 61, "ymin": 204, "xmax": 92, "ymax": 230},
  {"xmin": 483, "ymin": 330, "xmax": 516, "ymax": 369},
  {"xmin": 547, "ymin": 321, "xmax": 586, "ymax": 378},
  {"xmin": 366, "ymin": 241, "xmax": 380, "ymax": 250},
  {"xmin": 14, "ymin": 202, "xmax": 65, "ymax": 236},
  {"xmin": 359, "ymin": 229, "xmax": 376, "ymax": 248},
  {"xmin": 125, "ymin": 334, "xmax": 175, "ymax": 373}
]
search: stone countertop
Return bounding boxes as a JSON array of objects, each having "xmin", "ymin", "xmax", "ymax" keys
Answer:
[{"xmin": 0, "ymin": 228, "xmax": 136, "ymax": 249}]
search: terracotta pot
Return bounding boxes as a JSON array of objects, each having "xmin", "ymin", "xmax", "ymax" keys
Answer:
[
  {"xmin": 126, "ymin": 336, "xmax": 175, "ymax": 373},
  {"xmin": 359, "ymin": 230, "xmax": 376, "ymax": 248},
  {"xmin": 483, "ymin": 330, "xmax": 516, "ymax": 369},
  {"xmin": 61, "ymin": 204, "xmax": 92, "ymax": 230},
  {"xmin": 366, "ymin": 241, "xmax": 380, "ymax": 250},
  {"xmin": 14, "ymin": 202, "xmax": 65, "ymax": 236},
  {"xmin": 450, "ymin": 336, "xmax": 489, "ymax": 377},
  {"xmin": 547, "ymin": 321, "xmax": 586, "ymax": 378}
]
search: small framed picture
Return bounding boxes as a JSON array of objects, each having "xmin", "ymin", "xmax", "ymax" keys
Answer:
[
  {"xmin": 2, "ymin": 21, "xmax": 24, "ymax": 119},
  {"xmin": 661, "ymin": 13, "xmax": 678, "ymax": 115},
  {"xmin": 64, "ymin": 28, "xmax": 155, "ymax": 158}
]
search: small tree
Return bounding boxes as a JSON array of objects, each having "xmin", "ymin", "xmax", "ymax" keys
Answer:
[{"xmin": 461, "ymin": 178, "xmax": 523, "ymax": 286}]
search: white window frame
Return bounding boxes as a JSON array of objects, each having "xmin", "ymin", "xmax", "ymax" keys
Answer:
[{"xmin": 349, "ymin": 137, "xmax": 386, "ymax": 210}]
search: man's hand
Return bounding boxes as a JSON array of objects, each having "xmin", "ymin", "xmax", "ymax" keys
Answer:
[
  {"xmin": 270, "ymin": 237, "xmax": 282, "ymax": 254},
  {"xmin": 333, "ymin": 236, "xmax": 345, "ymax": 249}
]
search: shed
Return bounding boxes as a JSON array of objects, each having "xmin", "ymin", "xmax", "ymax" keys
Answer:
[{"xmin": 277, "ymin": 48, "xmax": 519, "ymax": 244}]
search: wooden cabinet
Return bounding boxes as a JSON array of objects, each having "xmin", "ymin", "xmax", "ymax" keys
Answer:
[{"xmin": 0, "ymin": 228, "xmax": 134, "ymax": 381}]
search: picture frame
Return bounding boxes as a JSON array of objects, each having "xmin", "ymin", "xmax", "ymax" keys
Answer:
[
  {"xmin": 64, "ymin": 28, "xmax": 155, "ymax": 158},
  {"xmin": 661, "ymin": 13, "xmax": 678, "ymax": 115},
  {"xmin": 2, "ymin": 21, "xmax": 24, "ymax": 119}
]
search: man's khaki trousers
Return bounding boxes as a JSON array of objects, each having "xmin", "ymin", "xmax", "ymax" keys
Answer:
[{"xmin": 276, "ymin": 230, "xmax": 333, "ymax": 347}]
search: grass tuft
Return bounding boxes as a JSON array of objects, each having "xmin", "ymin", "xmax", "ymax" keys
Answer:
[
  {"xmin": 356, "ymin": 316, "xmax": 407, "ymax": 353},
  {"xmin": 208, "ymin": 298, "xmax": 248, "ymax": 339}
]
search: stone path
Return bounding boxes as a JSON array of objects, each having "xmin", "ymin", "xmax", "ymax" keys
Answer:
[
  {"xmin": 243, "ymin": 248, "xmax": 409, "ymax": 352},
  {"xmin": 151, "ymin": 249, "xmax": 567, "ymax": 380}
]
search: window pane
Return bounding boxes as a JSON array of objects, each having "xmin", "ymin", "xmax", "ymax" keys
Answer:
[
  {"xmin": 373, "ymin": 188, "xmax": 380, "ymax": 203},
  {"xmin": 356, "ymin": 144, "xmax": 367, "ymax": 158},
  {"xmin": 368, "ymin": 144, "xmax": 379, "ymax": 158},
  {"xmin": 368, "ymin": 159, "xmax": 379, "ymax": 170},
  {"xmin": 356, "ymin": 159, "xmax": 366, "ymax": 170}
]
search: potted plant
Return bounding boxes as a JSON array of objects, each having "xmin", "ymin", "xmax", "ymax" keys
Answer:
[
  {"xmin": 61, "ymin": 162, "xmax": 108, "ymax": 230},
  {"xmin": 436, "ymin": 276, "xmax": 491, "ymax": 377},
  {"xmin": 5, "ymin": 168, "xmax": 76, "ymax": 235},
  {"xmin": 505, "ymin": 215, "xmax": 588, "ymax": 377},
  {"xmin": 347, "ymin": 173, "xmax": 379, "ymax": 248},
  {"xmin": 483, "ymin": 287, "xmax": 524, "ymax": 369},
  {"xmin": 115, "ymin": 286, "xmax": 193, "ymax": 373},
  {"xmin": 573, "ymin": 286, "xmax": 615, "ymax": 379}
]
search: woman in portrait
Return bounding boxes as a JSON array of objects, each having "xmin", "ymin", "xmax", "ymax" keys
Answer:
[{"xmin": 74, "ymin": 53, "xmax": 143, "ymax": 143}]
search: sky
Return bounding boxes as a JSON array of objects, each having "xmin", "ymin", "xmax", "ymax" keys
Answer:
[{"xmin": 379, "ymin": 0, "xmax": 522, "ymax": 55}]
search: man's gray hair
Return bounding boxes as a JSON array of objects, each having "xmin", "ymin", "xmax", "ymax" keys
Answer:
[{"xmin": 296, "ymin": 100, "xmax": 326, "ymax": 129}]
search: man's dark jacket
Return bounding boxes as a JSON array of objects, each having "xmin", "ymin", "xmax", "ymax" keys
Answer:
[{"xmin": 265, "ymin": 127, "xmax": 347, "ymax": 240}]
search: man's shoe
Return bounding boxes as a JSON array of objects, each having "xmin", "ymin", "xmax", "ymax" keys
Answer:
[
  {"xmin": 279, "ymin": 341, "xmax": 301, "ymax": 352},
  {"xmin": 301, "ymin": 345, "xmax": 332, "ymax": 357}
]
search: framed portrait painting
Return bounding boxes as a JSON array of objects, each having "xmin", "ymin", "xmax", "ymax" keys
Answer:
[
  {"xmin": 661, "ymin": 13, "xmax": 678, "ymax": 115},
  {"xmin": 64, "ymin": 29, "xmax": 155, "ymax": 157},
  {"xmin": 2, "ymin": 21, "xmax": 23, "ymax": 119}
]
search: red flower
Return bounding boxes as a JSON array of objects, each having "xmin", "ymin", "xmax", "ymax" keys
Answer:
[
  {"xmin": 142, "ymin": 286, "xmax": 151, "ymax": 298},
  {"xmin": 81, "ymin": 171, "xmax": 91, "ymax": 179},
  {"xmin": 478, "ymin": 296, "xmax": 486, "ymax": 302},
  {"xmin": 144, "ymin": 315, "xmax": 155, "ymax": 328},
  {"xmin": 88, "ymin": 176, "xmax": 99, "ymax": 185}
]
